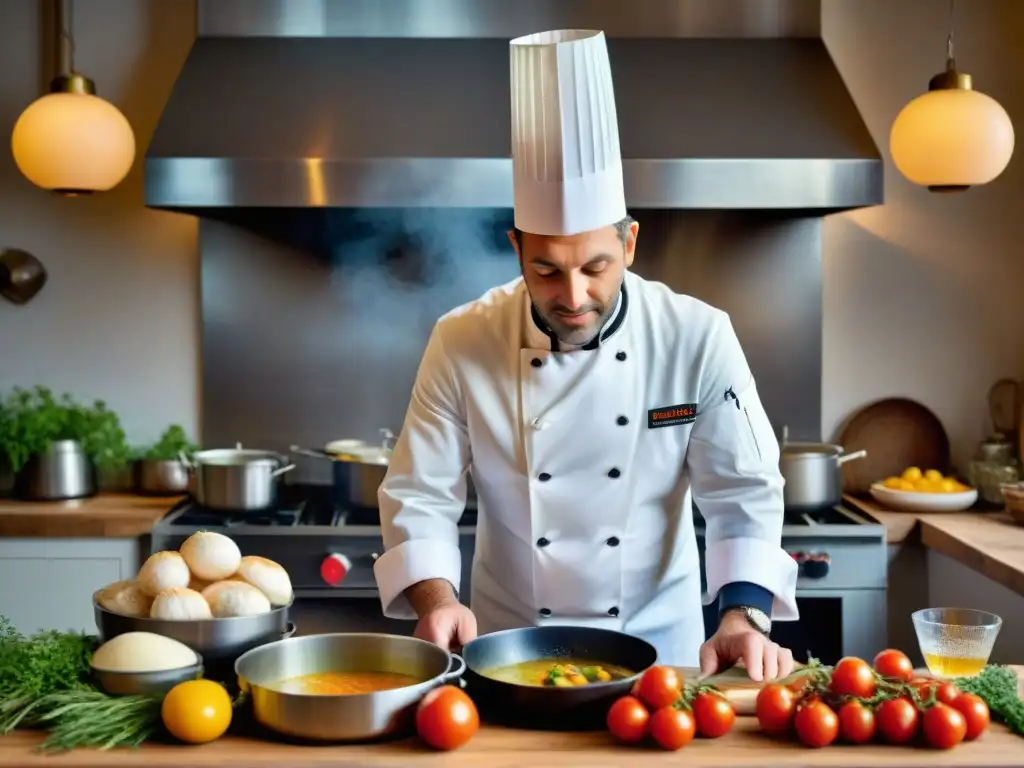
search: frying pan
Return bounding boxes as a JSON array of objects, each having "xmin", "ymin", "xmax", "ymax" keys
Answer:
[{"xmin": 460, "ymin": 626, "xmax": 657, "ymax": 730}]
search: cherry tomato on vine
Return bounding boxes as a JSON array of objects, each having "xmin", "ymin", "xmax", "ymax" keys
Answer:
[
  {"xmin": 691, "ymin": 691, "xmax": 735, "ymax": 738},
  {"xmin": 649, "ymin": 706, "xmax": 696, "ymax": 751},
  {"xmin": 606, "ymin": 696, "xmax": 650, "ymax": 744},
  {"xmin": 922, "ymin": 702, "xmax": 967, "ymax": 750},
  {"xmin": 951, "ymin": 693, "xmax": 990, "ymax": 741},
  {"xmin": 875, "ymin": 697, "xmax": 919, "ymax": 744},
  {"xmin": 756, "ymin": 683, "xmax": 798, "ymax": 734},
  {"xmin": 837, "ymin": 700, "xmax": 876, "ymax": 744},
  {"xmin": 935, "ymin": 681, "xmax": 961, "ymax": 706},
  {"xmin": 794, "ymin": 700, "xmax": 839, "ymax": 748},
  {"xmin": 829, "ymin": 657, "xmax": 877, "ymax": 698},
  {"xmin": 872, "ymin": 649, "xmax": 914, "ymax": 682},
  {"xmin": 634, "ymin": 667, "xmax": 683, "ymax": 710}
]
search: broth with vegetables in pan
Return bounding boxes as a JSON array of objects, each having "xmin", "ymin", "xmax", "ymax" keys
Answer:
[
  {"xmin": 482, "ymin": 659, "xmax": 634, "ymax": 687},
  {"xmin": 269, "ymin": 671, "xmax": 422, "ymax": 695}
]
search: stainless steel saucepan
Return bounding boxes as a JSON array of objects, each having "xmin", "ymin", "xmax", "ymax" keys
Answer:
[
  {"xmin": 234, "ymin": 632, "xmax": 466, "ymax": 741},
  {"xmin": 179, "ymin": 443, "xmax": 295, "ymax": 511},
  {"xmin": 779, "ymin": 426, "xmax": 867, "ymax": 509}
]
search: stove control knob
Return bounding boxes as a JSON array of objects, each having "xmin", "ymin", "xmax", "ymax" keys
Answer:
[
  {"xmin": 321, "ymin": 553, "xmax": 352, "ymax": 586},
  {"xmin": 802, "ymin": 553, "xmax": 830, "ymax": 579}
]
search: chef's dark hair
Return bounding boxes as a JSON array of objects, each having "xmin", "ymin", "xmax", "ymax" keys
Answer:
[{"xmin": 512, "ymin": 214, "xmax": 636, "ymax": 252}]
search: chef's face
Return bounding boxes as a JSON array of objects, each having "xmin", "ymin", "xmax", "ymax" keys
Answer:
[{"xmin": 509, "ymin": 219, "xmax": 639, "ymax": 346}]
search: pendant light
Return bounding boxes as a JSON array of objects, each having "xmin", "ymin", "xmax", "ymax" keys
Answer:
[
  {"xmin": 889, "ymin": 0, "xmax": 1014, "ymax": 192},
  {"xmin": 10, "ymin": 0, "xmax": 135, "ymax": 195}
]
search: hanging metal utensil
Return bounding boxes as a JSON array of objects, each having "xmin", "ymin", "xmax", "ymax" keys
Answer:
[
  {"xmin": 987, "ymin": 378, "xmax": 1020, "ymax": 437},
  {"xmin": 0, "ymin": 248, "xmax": 47, "ymax": 305}
]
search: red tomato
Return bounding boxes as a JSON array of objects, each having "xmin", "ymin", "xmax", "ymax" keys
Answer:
[
  {"xmin": 951, "ymin": 693, "xmax": 990, "ymax": 741},
  {"xmin": 649, "ymin": 706, "xmax": 696, "ymax": 751},
  {"xmin": 837, "ymin": 700, "xmax": 876, "ymax": 744},
  {"xmin": 935, "ymin": 682, "xmax": 961, "ymax": 706},
  {"xmin": 872, "ymin": 649, "xmax": 914, "ymax": 682},
  {"xmin": 922, "ymin": 703, "xmax": 967, "ymax": 750},
  {"xmin": 794, "ymin": 701, "xmax": 839, "ymax": 748},
  {"xmin": 606, "ymin": 696, "xmax": 650, "ymax": 744},
  {"xmin": 875, "ymin": 698, "xmax": 919, "ymax": 744},
  {"xmin": 756, "ymin": 683, "xmax": 798, "ymax": 734},
  {"xmin": 691, "ymin": 691, "xmax": 735, "ymax": 738},
  {"xmin": 416, "ymin": 685, "xmax": 479, "ymax": 751},
  {"xmin": 829, "ymin": 657, "xmax": 877, "ymax": 698},
  {"xmin": 635, "ymin": 667, "xmax": 683, "ymax": 710}
]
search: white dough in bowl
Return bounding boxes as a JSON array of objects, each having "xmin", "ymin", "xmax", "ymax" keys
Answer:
[
  {"xmin": 180, "ymin": 531, "xmax": 242, "ymax": 581},
  {"xmin": 96, "ymin": 580, "xmax": 153, "ymax": 618},
  {"xmin": 202, "ymin": 580, "xmax": 271, "ymax": 618},
  {"xmin": 137, "ymin": 551, "xmax": 191, "ymax": 597},
  {"xmin": 150, "ymin": 587, "xmax": 213, "ymax": 620},
  {"xmin": 235, "ymin": 555, "xmax": 293, "ymax": 606},
  {"xmin": 91, "ymin": 631, "xmax": 198, "ymax": 672}
]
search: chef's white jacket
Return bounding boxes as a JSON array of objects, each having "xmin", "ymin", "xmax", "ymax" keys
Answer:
[{"xmin": 374, "ymin": 270, "xmax": 798, "ymax": 666}]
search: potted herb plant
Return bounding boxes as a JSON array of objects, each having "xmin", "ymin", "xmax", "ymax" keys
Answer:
[
  {"xmin": 0, "ymin": 385, "xmax": 132, "ymax": 500},
  {"xmin": 133, "ymin": 424, "xmax": 199, "ymax": 496}
]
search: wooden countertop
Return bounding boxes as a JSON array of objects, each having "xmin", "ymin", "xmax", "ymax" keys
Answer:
[
  {"xmin": 0, "ymin": 494, "xmax": 179, "ymax": 538},
  {"xmin": 1, "ymin": 665, "xmax": 1022, "ymax": 766},
  {"xmin": 845, "ymin": 494, "xmax": 1024, "ymax": 599}
]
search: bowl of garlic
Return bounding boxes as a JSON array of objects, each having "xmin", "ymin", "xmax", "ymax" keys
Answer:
[{"xmin": 93, "ymin": 531, "xmax": 294, "ymax": 666}]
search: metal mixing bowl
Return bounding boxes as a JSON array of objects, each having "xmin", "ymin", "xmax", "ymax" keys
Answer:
[
  {"xmin": 93, "ymin": 594, "xmax": 293, "ymax": 666},
  {"xmin": 92, "ymin": 656, "xmax": 205, "ymax": 696}
]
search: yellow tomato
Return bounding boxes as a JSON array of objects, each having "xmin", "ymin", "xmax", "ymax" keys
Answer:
[
  {"xmin": 939, "ymin": 478, "xmax": 959, "ymax": 494},
  {"xmin": 897, "ymin": 479, "xmax": 916, "ymax": 492},
  {"xmin": 924, "ymin": 469, "xmax": 943, "ymax": 483},
  {"xmin": 901, "ymin": 466, "xmax": 923, "ymax": 482},
  {"xmin": 161, "ymin": 679, "xmax": 233, "ymax": 744},
  {"xmin": 883, "ymin": 477, "xmax": 903, "ymax": 490}
]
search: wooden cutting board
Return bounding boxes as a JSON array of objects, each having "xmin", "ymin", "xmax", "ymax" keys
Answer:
[{"xmin": 676, "ymin": 665, "xmax": 792, "ymax": 715}]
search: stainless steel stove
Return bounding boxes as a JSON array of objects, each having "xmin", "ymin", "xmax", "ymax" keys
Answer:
[{"xmin": 151, "ymin": 486, "xmax": 886, "ymax": 663}]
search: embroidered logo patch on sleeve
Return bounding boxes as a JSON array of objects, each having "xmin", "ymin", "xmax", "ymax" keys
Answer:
[{"xmin": 647, "ymin": 403, "xmax": 697, "ymax": 429}]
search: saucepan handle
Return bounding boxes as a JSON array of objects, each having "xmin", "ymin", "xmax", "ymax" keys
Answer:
[
  {"xmin": 443, "ymin": 653, "xmax": 467, "ymax": 688},
  {"xmin": 837, "ymin": 449, "xmax": 868, "ymax": 466}
]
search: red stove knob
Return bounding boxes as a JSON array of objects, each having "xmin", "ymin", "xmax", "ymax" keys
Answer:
[{"xmin": 321, "ymin": 553, "xmax": 352, "ymax": 586}]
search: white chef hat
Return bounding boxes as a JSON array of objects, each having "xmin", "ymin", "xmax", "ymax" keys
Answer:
[{"xmin": 509, "ymin": 29, "xmax": 627, "ymax": 237}]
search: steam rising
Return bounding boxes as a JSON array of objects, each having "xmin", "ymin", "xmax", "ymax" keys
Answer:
[{"xmin": 327, "ymin": 208, "xmax": 520, "ymax": 341}]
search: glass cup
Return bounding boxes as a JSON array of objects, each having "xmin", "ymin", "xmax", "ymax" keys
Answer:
[{"xmin": 912, "ymin": 607, "xmax": 1002, "ymax": 678}]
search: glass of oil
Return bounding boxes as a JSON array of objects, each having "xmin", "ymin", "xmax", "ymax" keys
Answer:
[{"xmin": 912, "ymin": 607, "xmax": 1002, "ymax": 678}]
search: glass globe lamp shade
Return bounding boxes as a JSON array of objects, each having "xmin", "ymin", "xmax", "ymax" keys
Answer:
[
  {"xmin": 890, "ymin": 84, "xmax": 1014, "ymax": 192},
  {"xmin": 11, "ymin": 87, "xmax": 135, "ymax": 195}
]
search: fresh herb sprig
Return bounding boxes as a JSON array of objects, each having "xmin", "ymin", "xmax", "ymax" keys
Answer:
[
  {"xmin": 30, "ymin": 690, "xmax": 164, "ymax": 753},
  {"xmin": 0, "ymin": 617, "xmax": 95, "ymax": 733},
  {"xmin": 954, "ymin": 665, "xmax": 1024, "ymax": 736}
]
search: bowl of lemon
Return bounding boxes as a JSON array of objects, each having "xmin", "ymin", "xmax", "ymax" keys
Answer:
[{"xmin": 869, "ymin": 467, "xmax": 978, "ymax": 513}]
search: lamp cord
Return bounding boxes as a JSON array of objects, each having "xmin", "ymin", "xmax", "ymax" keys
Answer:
[{"xmin": 946, "ymin": 0, "xmax": 956, "ymax": 62}]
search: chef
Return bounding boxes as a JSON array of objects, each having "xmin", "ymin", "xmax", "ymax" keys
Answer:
[{"xmin": 373, "ymin": 29, "xmax": 799, "ymax": 679}]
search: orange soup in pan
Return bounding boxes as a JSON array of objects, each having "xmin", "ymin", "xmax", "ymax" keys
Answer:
[{"xmin": 269, "ymin": 671, "xmax": 423, "ymax": 695}]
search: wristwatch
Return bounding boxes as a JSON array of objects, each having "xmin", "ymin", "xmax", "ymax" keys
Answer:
[{"xmin": 726, "ymin": 605, "xmax": 772, "ymax": 636}]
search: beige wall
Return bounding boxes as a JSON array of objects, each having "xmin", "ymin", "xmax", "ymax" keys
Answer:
[
  {"xmin": 0, "ymin": 0, "xmax": 199, "ymax": 448},
  {"xmin": 1, "ymin": 1, "xmax": 1022, "ymax": 467},
  {"xmin": 823, "ymin": 0, "xmax": 1024, "ymax": 471}
]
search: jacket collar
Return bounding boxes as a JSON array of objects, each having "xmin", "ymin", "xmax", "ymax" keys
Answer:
[{"xmin": 524, "ymin": 279, "xmax": 629, "ymax": 352}]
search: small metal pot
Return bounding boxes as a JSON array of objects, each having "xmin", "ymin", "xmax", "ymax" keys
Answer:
[
  {"xmin": 461, "ymin": 626, "xmax": 657, "ymax": 730},
  {"xmin": 14, "ymin": 439, "xmax": 97, "ymax": 501},
  {"xmin": 234, "ymin": 633, "xmax": 466, "ymax": 742},
  {"xmin": 134, "ymin": 459, "xmax": 190, "ymax": 495},
  {"xmin": 181, "ymin": 443, "xmax": 295, "ymax": 511},
  {"xmin": 780, "ymin": 441, "xmax": 867, "ymax": 509}
]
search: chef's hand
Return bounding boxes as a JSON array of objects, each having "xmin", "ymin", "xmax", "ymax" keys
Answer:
[
  {"xmin": 414, "ymin": 598, "xmax": 478, "ymax": 651},
  {"xmin": 698, "ymin": 611, "xmax": 794, "ymax": 682}
]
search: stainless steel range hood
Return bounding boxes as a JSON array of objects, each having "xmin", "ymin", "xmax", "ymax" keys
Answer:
[{"xmin": 145, "ymin": 0, "xmax": 882, "ymax": 211}]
